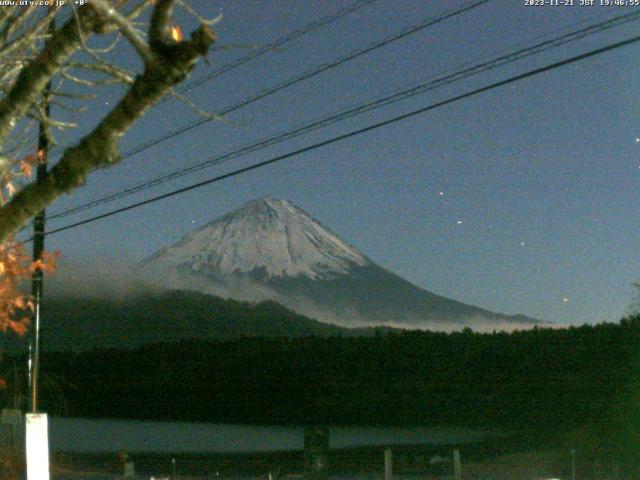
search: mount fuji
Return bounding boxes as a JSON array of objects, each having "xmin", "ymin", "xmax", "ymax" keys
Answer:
[{"xmin": 141, "ymin": 197, "xmax": 541, "ymax": 330}]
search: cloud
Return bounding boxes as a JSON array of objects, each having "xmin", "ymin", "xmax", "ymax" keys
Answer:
[
  {"xmin": 47, "ymin": 259, "xmax": 551, "ymax": 334},
  {"xmin": 345, "ymin": 317, "xmax": 556, "ymax": 333},
  {"xmin": 46, "ymin": 257, "xmax": 155, "ymax": 300}
]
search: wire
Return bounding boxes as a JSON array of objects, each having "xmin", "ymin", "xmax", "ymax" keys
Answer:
[
  {"xmin": 87, "ymin": 0, "xmax": 492, "ymax": 161},
  {"xmin": 29, "ymin": 33, "xmax": 640, "ymax": 242},
  {"xmin": 14, "ymin": 0, "xmax": 494, "ymax": 241},
  {"xmin": 46, "ymin": 0, "xmax": 379, "ymax": 158},
  {"xmin": 47, "ymin": 9, "xmax": 640, "ymax": 221},
  {"xmin": 176, "ymin": 0, "xmax": 379, "ymax": 95}
]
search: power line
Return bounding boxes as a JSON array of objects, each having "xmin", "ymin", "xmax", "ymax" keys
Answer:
[
  {"xmin": 95, "ymin": 0, "xmax": 492, "ymax": 161},
  {"xmin": 176, "ymin": 0, "xmax": 379, "ymax": 95},
  {"xmin": 47, "ymin": 0, "xmax": 379, "ymax": 158},
  {"xmin": 47, "ymin": 9, "xmax": 640, "ymax": 221},
  {"xmin": 35, "ymin": 0, "xmax": 491, "ymax": 227},
  {"xmin": 32, "ymin": 33, "xmax": 640, "ymax": 241}
]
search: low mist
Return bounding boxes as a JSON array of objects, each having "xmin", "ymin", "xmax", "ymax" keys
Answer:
[
  {"xmin": 45, "ymin": 257, "xmax": 157, "ymax": 300},
  {"xmin": 42, "ymin": 257, "xmax": 549, "ymax": 334}
]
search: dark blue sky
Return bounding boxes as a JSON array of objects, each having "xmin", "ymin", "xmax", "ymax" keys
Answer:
[{"xmin": 41, "ymin": 0, "xmax": 640, "ymax": 326}]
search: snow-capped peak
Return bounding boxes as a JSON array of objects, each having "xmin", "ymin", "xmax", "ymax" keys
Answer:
[{"xmin": 143, "ymin": 197, "xmax": 369, "ymax": 280}]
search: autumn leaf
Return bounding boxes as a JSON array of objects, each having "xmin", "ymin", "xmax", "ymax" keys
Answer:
[
  {"xmin": 30, "ymin": 259, "xmax": 46, "ymax": 273},
  {"xmin": 41, "ymin": 251, "xmax": 60, "ymax": 272},
  {"xmin": 170, "ymin": 24, "xmax": 184, "ymax": 42},
  {"xmin": 22, "ymin": 153, "xmax": 35, "ymax": 165},
  {"xmin": 13, "ymin": 296, "xmax": 27, "ymax": 310},
  {"xmin": 0, "ymin": 238, "xmax": 57, "ymax": 355},
  {"xmin": 19, "ymin": 160, "xmax": 33, "ymax": 178},
  {"xmin": 5, "ymin": 182, "xmax": 15, "ymax": 197},
  {"xmin": 6, "ymin": 318, "xmax": 29, "ymax": 336}
]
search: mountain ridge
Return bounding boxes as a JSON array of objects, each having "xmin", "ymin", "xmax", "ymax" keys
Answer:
[
  {"xmin": 141, "ymin": 197, "xmax": 543, "ymax": 330},
  {"xmin": 0, "ymin": 289, "xmax": 356, "ymax": 352},
  {"xmin": 143, "ymin": 197, "xmax": 368, "ymax": 281}
]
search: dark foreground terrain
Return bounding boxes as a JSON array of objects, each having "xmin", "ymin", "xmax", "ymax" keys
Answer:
[
  {"xmin": 3, "ymin": 316, "xmax": 640, "ymax": 476},
  {"xmin": 49, "ymin": 434, "xmax": 540, "ymax": 479}
]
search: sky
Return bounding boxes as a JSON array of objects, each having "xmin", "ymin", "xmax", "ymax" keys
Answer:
[{"xmin": 30, "ymin": 0, "xmax": 640, "ymax": 327}]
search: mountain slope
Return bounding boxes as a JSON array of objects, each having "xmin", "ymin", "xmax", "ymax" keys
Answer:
[
  {"xmin": 1, "ymin": 289, "xmax": 350, "ymax": 352},
  {"xmin": 144, "ymin": 197, "xmax": 368, "ymax": 280},
  {"xmin": 142, "ymin": 197, "xmax": 541, "ymax": 329}
]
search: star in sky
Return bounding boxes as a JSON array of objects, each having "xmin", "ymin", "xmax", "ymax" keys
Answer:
[{"xmin": 47, "ymin": 1, "xmax": 640, "ymax": 328}]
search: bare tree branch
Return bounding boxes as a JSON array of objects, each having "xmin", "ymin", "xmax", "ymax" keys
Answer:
[
  {"xmin": 90, "ymin": 0, "xmax": 153, "ymax": 62},
  {"xmin": 67, "ymin": 61, "xmax": 135, "ymax": 84},
  {"xmin": 149, "ymin": 0, "xmax": 175, "ymax": 48},
  {"xmin": 0, "ymin": 6, "xmax": 103, "ymax": 148},
  {"xmin": 0, "ymin": 4, "xmax": 216, "ymax": 242},
  {"xmin": 177, "ymin": 0, "xmax": 223, "ymax": 26},
  {"xmin": 0, "ymin": 6, "xmax": 38, "ymax": 44},
  {"xmin": 169, "ymin": 87, "xmax": 220, "ymax": 120}
]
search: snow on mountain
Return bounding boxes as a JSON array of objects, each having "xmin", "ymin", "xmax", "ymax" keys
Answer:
[
  {"xmin": 143, "ymin": 197, "xmax": 368, "ymax": 280},
  {"xmin": 141, "ymin": 197, "xmax": 543, "ymax": 330}
]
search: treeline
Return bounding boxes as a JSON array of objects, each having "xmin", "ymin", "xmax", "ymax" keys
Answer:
[{"xmin": 20, "ymin": 317, "xmax": 636, "ymax": 436}]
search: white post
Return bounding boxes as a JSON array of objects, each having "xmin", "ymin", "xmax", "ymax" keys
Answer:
[
  {"xmin": 25, "ymin": 413, "xmax": 49, "ymax": 480},
  {"xmin": 453, "ymin": 448, "xmax": 462, "ymax": 480},
  {"xmin": 384, "ymin": 448, "xmax": 393, "ymax": 480},
  {"xmin": 124, "ymin": 459, "xmax": 135, "ymax": 478}
]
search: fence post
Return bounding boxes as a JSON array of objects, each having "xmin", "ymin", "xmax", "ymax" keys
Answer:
[
  {"xmin": 453, "ymin": 448, "xmax": 462, "ymax": 480},
  {"xmin": 304, "ymin": 427, "xmax": 329, "ymax": 479},
  {"xmin": 123, "ymin": 453, "xmax": 135, "ymax": 479},
  {"xmin": 384, "ymin": 448, "xmax": 393, "ymax": 480},
  {"xmin": 25, "ymin": 413, "xmax": 49, "ymax": 480}
]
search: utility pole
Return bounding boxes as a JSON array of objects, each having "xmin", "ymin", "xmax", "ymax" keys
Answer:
[
  {"xmin": 29, "ymin": 10, "xmax": 55, "ymax": 415},
  {"xmin": 29, "ymin": 69, "xmax": 50, "ymax": 414},
  {"xmin": 25, "ymin": 15, "xmax": 55, "ymax": 480}
]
